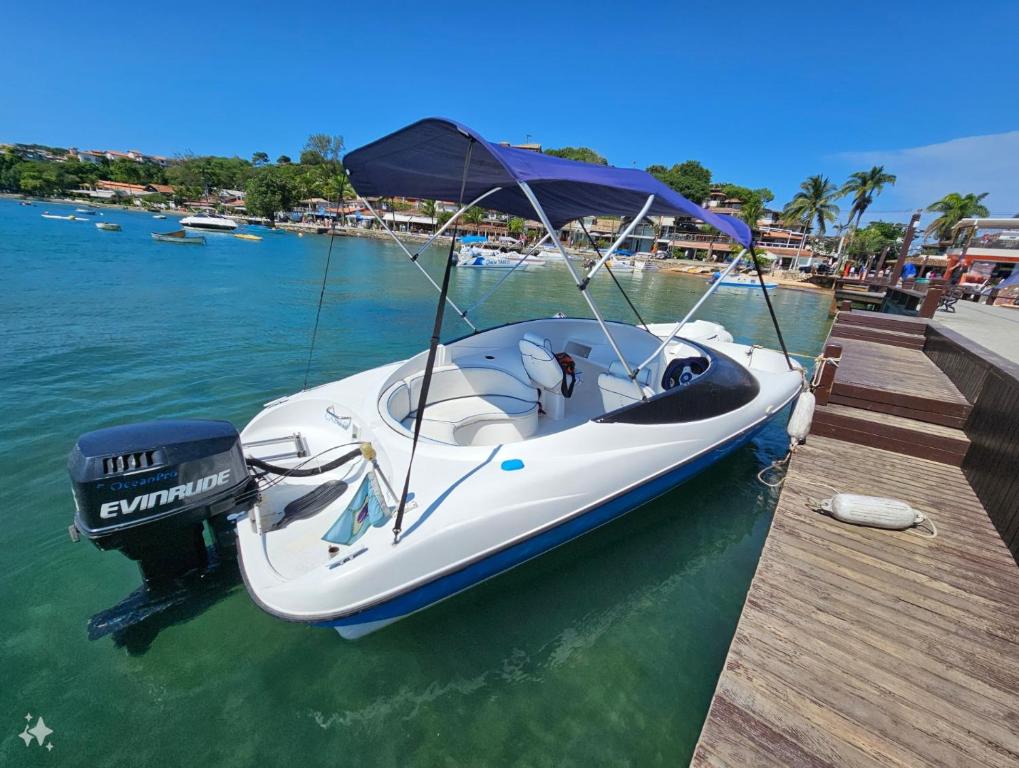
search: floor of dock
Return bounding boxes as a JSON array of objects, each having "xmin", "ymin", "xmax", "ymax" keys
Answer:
[{"xmin": 692, "ymin": 436, "xmax": 1019, "ymax": 767}]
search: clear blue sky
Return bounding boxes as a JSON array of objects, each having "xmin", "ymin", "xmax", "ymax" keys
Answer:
[{"xmin": 4, "ymin": 0, "xmax": 1018, "ymax": 218}]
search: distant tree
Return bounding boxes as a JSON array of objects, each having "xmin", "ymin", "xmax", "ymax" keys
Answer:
[
  {"xmin": 304, "ymin": 134, "xmax": 345, "ymax": 165},
  {"xmin": 924, "ymin": 192, "xmax": 990, "ymax": 243},
  {"xmin": 252, "ymin": 151, "xmax": 269, "ymax": 166},
  {"xmin": 420, "ymin": 199, "xmax": 438, "ymax": 231},
  {"xmin": 436, "ymin": 211, "xmax": 453, "ymax": 229},
  {"xmin": 647, "ymin": 160, "xmax": 712, "ymax": 203},
  {"xmin": 846, "ymin": 221, "xmax": 904, "ymax": 258},
  {"xmin": 298, "ymin": 134, "xmax": 346, "ymax": 201},
  {"xmin": 544, "ymin": 146, "xmax": 608, "ymax": 165},
  {"xmin": 245, "ymin": 167, "xmax": 299, "ymax": 224},
  {"xmin": 841, "ymin": 165, "xmax": 897, "ymax": 229},
  {"xmin": 783, "ymin": 175, "xmax": 840, "ymax": 236},
  {"xmin": 462, "ymin": 206, "xmax": 485, "ymax": 230},
  {"xmin": 277, "ymin": 154, "xmax": 292, "ymax": 165},
  {"xmin": 507, "ymin": 217, "xmax": 525, "ymax": 236},
  {"xmin": 718, "ymin": 183, "xmax": 774, "ymax": 207},
  {"xmin": 737, "ymin": 197, "xmax": 765, "ymax": 229}
]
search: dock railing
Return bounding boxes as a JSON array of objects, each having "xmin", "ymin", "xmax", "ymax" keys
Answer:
[{"xmin": 923, "ymin": 324, "xmax": 1019, "ymax": 560}]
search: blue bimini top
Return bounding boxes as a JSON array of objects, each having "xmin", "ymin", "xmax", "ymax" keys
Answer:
[{"xmin": 344, "ymin": 118, "xmax": 752, "ymax": 248}]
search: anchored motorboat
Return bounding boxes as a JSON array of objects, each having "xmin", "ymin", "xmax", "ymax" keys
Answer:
[
  {"xmin": 180, "ymin": 212, "xmax": 239, "ymax": 231},
  {"xmin": 151, "ymin": 229, "xmax": 206, "ymax": 245},
  {"xmin": 66, "ymin": 118, "xmax": 804, "ymax": 641},
  {"xmin": 710, "ymin": 271, "xmax": 778, "ymax": 290},
  {"xmin": 95, "ymin": 222, "xmax": 121, "ymax": 232}
]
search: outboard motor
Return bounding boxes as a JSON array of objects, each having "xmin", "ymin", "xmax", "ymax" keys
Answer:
[{"xmin": 67, "ymin": 419, "xmax": 257, "ymax": 638}]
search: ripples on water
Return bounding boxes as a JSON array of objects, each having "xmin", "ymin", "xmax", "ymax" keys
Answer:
[{"xmin": 0, "ymin": 199, "xmax": 831, "ymax": 766}]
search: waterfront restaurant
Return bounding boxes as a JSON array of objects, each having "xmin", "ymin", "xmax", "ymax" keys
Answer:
[{"xmin": 946, "ymin": 218, "xmax": 1019, "ymax": 298}]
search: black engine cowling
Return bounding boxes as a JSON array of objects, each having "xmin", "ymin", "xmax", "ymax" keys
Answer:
[{"xmin": 68, "ymin": 419, "xmax": 256, "ymax": 589}]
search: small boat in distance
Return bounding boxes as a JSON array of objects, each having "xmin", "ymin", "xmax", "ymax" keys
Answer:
[
  {"xmin": 153, "ymin": 214, "xmax": 167, "ymax": 220},
  {"xmin": 181, "ymin": 212, "xmax": 239, "ymax": 231},
  {"xmin": 19, "ymin": 200, "xmax": 34, "ymax": 206},
  {"xmin": 95, "ymin": 222, "xmax": 121, "ymax": 231},
  {"xmin": 42, "ymin": 212, "xmax": 78, "ymax": 221},
  {"xmin": 152, "ymin": 229, "xmax": 206, "ymax": 245},
  {"xmin": 234, "ymin": 233, "xmax": 262, "ymax": 241},
  {"xmin": 75, "ymin": 208, "xmax": 98, "ymax": 215},
  {"xmin": 709, "ymin": 271, "xmax": 778, "ymax": 290}
]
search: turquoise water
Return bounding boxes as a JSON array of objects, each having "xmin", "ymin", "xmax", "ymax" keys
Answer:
[{"xmin": 0, "ymin": 198, "xmax": 831, "ymax": 766}]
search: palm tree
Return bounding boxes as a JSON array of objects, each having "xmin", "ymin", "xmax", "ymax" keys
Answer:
[
  {"xmin": 841, "ymin": 165, "xmax": 897, "ymax": 229},
  {"xmin": 924, "ymin": 192, "xmax": 990, "ymax": 243},
  {"xmin": 420, "ymin": 199, "xmax": 438, "ymax": 232},
  {"xmin": 782, "ymin": 175, "xmax": 840, "ymax": 236},
  {"xmin": 462, "ymin": 206, "xmax": 485, "ymax": 232},
  {"xmin": 738, "ymin": 197, "xmax": 764, "ymax": 230}
]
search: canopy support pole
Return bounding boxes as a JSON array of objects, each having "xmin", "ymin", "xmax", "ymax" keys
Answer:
[
  {"xmin": 580, "ymin": 195, "xmax": 655, "ymax": 288},
  {"xmin": 360, "ymin": 190, "xmax": 504, "ymax": 331},
  {"xmin": 578, "ymin": 221, "xmax": 647, "ymax": 329},
  {"xmin": 747, "ymin": 240, "xmax": 795, "ymax": 370},
  {"xmin": 391, "ymin": 139, "xmax": 477, "ymax": 543},
  {"xmin": 517, "ymin": 181, "xmax": 636, "ymax": 380},
  {"xmin": 393, "ymin": 187, "xmax": 502, "ymax": 259},
  {"xmin": 635, "ymin": 250, "xmax": 746, "ymax": 373}
]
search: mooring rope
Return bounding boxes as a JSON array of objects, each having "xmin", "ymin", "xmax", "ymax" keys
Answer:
[{"xmin": 302, "ymin": 173, "xmax": 348, "ymax": 390}]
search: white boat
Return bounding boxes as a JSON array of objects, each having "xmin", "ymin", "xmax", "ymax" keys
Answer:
[
  {"xmin": 235, "ymin": 120, "xmax": 802, "ymax": 639},
  {"xmin": 41, "ymin": 212, "xmax": 79, "ymax": 221},
  {"xmin": 710, "ymin": 272, "xmax": 778, "ymax": 290},
  {"xmin": 180, "ymin": 212, "xmax": 238, "ymax": 231},
  {"xmin": 75, "ymin": 207, "xmax": 98, "ymax": 215},
  {"xmin": 153, "ymin": 214, "xmax": 167, "ymax": 220},
  {"xmin": 67, "ymin": 119, "xmax": 804, "ymax": 642},
  {"xmin": 536, "ymin": 243, "xmax": 570, "ymax": 260},
  {"xmin": 95, "ymin": 222, "xmax": 121, "ymax": 231},
  {"xmin": 457, "ymin": 246, "xmax": 545, "ymax": 270}
]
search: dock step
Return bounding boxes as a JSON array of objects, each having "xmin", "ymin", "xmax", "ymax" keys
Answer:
[
  {"xmin": 812, "ymin": 403, "xmax": 970, "ymax": 465},
  {"xmin": 834, "ymin": 312, "xmax": 929, "ymax": 336},
  {"xmin": 830, "ymin": 322, "xmax": 926, "ymax": 349},
  {"xmin": 828, "ymin": 338, "xmax": 972, "ymax": 428}
]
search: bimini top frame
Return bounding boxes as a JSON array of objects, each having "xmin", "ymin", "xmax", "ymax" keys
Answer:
[{"xmin": 345, "ymin": 118, "xmax": 774, "ymax": 382}]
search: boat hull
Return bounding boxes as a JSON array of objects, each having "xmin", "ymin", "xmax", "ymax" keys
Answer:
[{"xmin": 319, "ymin": 410, "xmax": 777, "ymax": 638}]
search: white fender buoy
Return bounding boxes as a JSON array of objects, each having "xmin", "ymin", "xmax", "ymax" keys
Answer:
[
  {"xmin": 821, "ymin": 494, "xmax": 926, "ymax": 531},
  {"xmin": 787, "ymin": 391, "xmax": 816, "ymax": 446}
]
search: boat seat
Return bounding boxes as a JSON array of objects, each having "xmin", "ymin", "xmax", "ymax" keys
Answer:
[
  {"xmin": 402, "ymin": 394, "xmax": 538, "ymax": 446},
  {"xmin": 382, "ymin": 365, "xmax": 539, "ymax": 446},
  {"xmin": 518, "ymin": 333, "xmax": 563, "ymax": 391},
  {"xmin": 598, "ymin": 361, "xmax": 655, "ymax": 413}
]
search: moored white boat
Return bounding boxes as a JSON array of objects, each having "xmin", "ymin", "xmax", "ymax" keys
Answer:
[
  {"xmin": 181, "ymin": 212, "xmax": 239, "ymax": 231},
  {"xmin": 95, "ymin": 222, "xmax": 121, "ymax": 231},
  {"xmin": 457, "ymin": 245, "xmax": 545, "ymax": 270},
  {"xmin": 236, "ymin": 119, "xmax": 804, "ymax": 639},
  {"xmin": 710, "ymin": 271, "xmax": 778, "ymax": 290}
]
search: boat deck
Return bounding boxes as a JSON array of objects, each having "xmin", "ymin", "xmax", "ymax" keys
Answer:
[{"xmin": 692, "ymin": 435, "xmax": 1019, "ymax": 767}]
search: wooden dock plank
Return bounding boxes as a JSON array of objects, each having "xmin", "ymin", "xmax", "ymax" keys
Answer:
[
  {"xmin": 833, "ymin": 339, "xmax": 971, "ymax": 412},
  {"xmin": 692, "ymin": 437, "xmax": 1019, "ymax": 768}
]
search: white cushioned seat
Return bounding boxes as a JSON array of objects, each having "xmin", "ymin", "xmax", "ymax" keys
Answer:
[
  {"xmin": 598, "ymin": 361, "xmax": 655, "ymax": 413},
  {"xmin": 382, "ymin": 365, "xmax": 539, "ymax": 446},
  {"xmin": 403, "ymin": 394, "xmax": 538, "ymax": 446},
  {"xmin": 518, "ymin": 332, "xmax": 563, "ymax": 391}
]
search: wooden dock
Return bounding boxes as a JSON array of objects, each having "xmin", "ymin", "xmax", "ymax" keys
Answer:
[{"xmin": 692, "ymin": 310, "xmax": 1019, "ymax": 768}]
